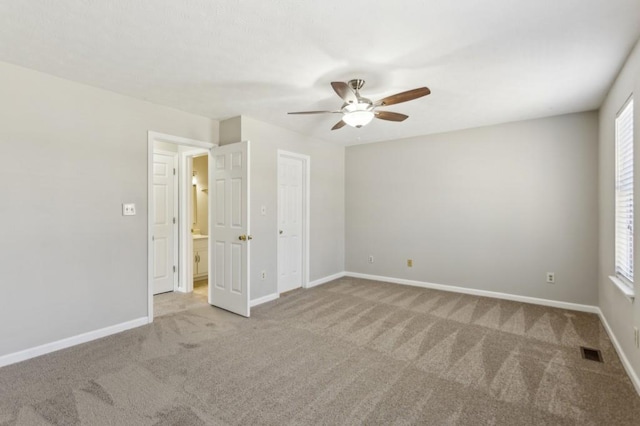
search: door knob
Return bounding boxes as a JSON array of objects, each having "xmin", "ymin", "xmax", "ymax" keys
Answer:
[{"xmin": 238, "ymin": 235, "xmax": 247, "ymax": 241}]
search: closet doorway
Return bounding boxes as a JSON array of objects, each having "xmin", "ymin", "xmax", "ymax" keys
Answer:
[{"xmin": 277, "ymin": 150, "xmax": 310, "ymax": 294}]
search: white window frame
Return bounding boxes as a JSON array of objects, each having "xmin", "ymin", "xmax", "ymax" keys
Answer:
[{"xmin": 613, "ymin": 96, "xmax": 634, "ymax": 294}]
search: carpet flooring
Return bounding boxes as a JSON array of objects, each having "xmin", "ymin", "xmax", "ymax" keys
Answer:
[
  {"xmin": 1, "ymin": 277, "xmax": 639, "ymax": 425},
  {"xmin": 153, "ymin": 280, "xmax": 209, "ymax": 318}
]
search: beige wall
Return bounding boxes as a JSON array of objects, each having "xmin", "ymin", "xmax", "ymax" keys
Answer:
[
  {"xmin": 192, "ymin": 155, "xmax": 209, "ymax": 235},
  {"xmin": 0, "ymin": 61, "xmax": 216, "ymax": 357},
  {"xmin": 599, "ymin": 39, "xmax": 640, "ymax": 381},
  {"xmin": 153, "ymin": 140, "xmax": 179, "ymax": 153},
  {"xmin": 346, "ymin": 111, "xmax": 599, "ymax": 306},
  {"xmin": 229, "ymin": 116, "xmax": 346, "ymax": 300}
]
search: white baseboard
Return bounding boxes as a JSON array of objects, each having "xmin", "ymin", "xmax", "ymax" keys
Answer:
[
  {"xmin": 345, "ymin": 272, "xmax": 599, "ymax": 314},
  {"xmin": 250, "ymin": 293, "xmax": 279, "ymax": 307},
  {"xmin": 597, "ymin": 309, "xmax": 640, "ymax": 395},
  {"xmin": 0, "ymin": 317, "xmax": 148, "ymax": 369},
  {"xmin": 250, "ymin": 272, "xmax": 347, "ymax": 308},
  {"xmin": 307, "ymin": 272, "xmax": 346, "ymax": 289}
]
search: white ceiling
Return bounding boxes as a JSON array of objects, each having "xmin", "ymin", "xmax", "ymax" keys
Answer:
[{"xmin": 0, "ymin": 0, "xmax": 638, "ymax": 145}]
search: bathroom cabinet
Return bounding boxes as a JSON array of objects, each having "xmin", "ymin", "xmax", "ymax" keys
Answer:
[{"xmin": 193, "ymin": 236, "xmax": 208, "ymax": 279}]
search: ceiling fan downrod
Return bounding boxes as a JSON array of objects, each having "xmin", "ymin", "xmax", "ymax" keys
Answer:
[{"xmin": 348, "ymin": 79, "xmax": 366, "ymax": 95}]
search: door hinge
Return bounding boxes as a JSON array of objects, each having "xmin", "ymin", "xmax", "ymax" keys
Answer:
[
  {"xmin": 173, "ymin": 265, "xmax": 176, "ymax": 273},
  {"xmin": 173, "ymin": 217, "xmax": 176, "ymax": 224},
  {"xmin": 173, "ymin": 168, "xmax": 176, "ymax": 175}
]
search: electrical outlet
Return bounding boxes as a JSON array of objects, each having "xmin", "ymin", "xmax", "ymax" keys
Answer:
[
  {"xmin": 407, "ymin": 259, "xmax": 413, "ymax": 267},
  {"xmin": 122, "ymin": 203, "xmax": 136, "ymax": 216},
  {"xmin": 368, "ymin": 255, "xmax": 374, "ymax": 264},
  {"xmin": 546, "ymin": 272, "xmax": 555, "ymax": 283},
  {"xmin": 261, "ymin": 270, "xmax": 267, "ymax": 280}
]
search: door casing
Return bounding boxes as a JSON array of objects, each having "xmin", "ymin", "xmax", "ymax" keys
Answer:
[{"xmin": 180, "ymin": 149, "xmax": 208, "ymax": 293}]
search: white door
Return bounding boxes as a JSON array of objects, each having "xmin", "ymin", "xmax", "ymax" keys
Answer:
[
  {"xmin": 210, "ymin": 141, "xmax": 250, "ymax": 317},
  {"xmin": 153, "ymin": 153, "xmax": 177, "ymax": 294},
  {"xmin": 278, "ymin": 154, "xmax": 305, "ymax": 293}
]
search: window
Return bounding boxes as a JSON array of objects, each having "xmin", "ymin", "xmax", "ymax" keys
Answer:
[{"xmin": 615, "ymin": 97, "xmax": 634, "ymax": 285}]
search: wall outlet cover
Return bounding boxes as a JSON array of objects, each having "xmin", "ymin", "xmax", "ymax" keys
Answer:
[{"xmin": 122, "ymin": 203, "xmax": 136, "ymax": 216}]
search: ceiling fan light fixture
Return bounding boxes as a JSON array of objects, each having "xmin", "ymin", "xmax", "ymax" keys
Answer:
[
  {"xmin": 343, "ymin": 110, "xmax": 374, "ymax": 128},
  {"xmin": 342, "ymin": 101, "xmax": 374, "ymax": 128},
  {"xmin": 288, "ymin": 80, "xmax": 431, "ymax": 131}
]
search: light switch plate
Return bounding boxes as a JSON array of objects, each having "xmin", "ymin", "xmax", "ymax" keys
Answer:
[{"xmin": 122, "ymin": 203, "xmax": 136, "ymax": 216}]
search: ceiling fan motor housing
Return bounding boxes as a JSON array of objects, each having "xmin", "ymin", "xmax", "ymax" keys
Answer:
[{"xmin": 348, "ymin": 79, "xmax": 366, "ymax": 93}]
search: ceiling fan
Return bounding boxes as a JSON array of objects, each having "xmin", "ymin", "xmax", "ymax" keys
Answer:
[{"xmin": 288, "ymin": 79, "xmax": 431, "ymax": 130}]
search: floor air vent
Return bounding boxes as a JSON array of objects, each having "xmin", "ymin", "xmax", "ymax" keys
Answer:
[{"xmin": 580, "ymin": 346, "xmax": 603, "ymax": 362}]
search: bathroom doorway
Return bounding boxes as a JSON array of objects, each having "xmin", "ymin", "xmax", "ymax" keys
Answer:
[
  {"xmin": 191, "ymin": 153, "xmax": 209, "ymax": 303},
  {"xmin": 147, "ymin": 132, "xmax": 213, "ymax": 320}
]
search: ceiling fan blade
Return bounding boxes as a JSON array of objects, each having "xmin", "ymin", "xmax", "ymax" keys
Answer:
[
  {"xmin": 375, "ymin": 111, "xmax": 409, "ymax": 122},
  {"xmin": 287, "ymin": 110, "xmax": 339, "ymax": 115},
  {"xmin": 331, "ymin": 82, "xmax": 357, "ymax": 104},
  {"xmin": 374, "ymin": 87, "xmax": 431, "ymax": 107},
  {"xmin": 331, "ymin": 120, "xmax": 347, "ymax": 130}
]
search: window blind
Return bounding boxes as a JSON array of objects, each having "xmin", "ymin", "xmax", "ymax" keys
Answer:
[{"xmin": 615, "ymin": 98, "xmax": 634, "ymax": 284}]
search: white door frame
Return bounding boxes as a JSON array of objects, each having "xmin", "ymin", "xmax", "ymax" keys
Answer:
[
  {"xmin": 179, "ymin": 149, "xmax": 208, "ymax": 294},
  {"xmin": 277, "ymin": 150, "xmax": 310, "ymax": 293},
  {"xmin": 147, "ymin": 131, "xmax": 215, "ymax": 323},
  {"xmin": 152, "ymin": 149, "xmax": 179, "ymax": 293}
]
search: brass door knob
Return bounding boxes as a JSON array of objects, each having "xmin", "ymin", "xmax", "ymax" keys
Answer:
[{"xmin": 238, "ymin": 235, "xmax": 247, "ymax": 241}]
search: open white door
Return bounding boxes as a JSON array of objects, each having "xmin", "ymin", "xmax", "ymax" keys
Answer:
[
  {"xmin": 209, "ymin": 141, "xmax": 250, "ymax": 317},
  {"xmin": 152, "ymin": 152, "xmax": 177, "ymax": 295}
]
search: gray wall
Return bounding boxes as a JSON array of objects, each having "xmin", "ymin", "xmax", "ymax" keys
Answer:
[
  {"xmin": 599, "ymin": 39, "xmax": 640, "ymax": 379},
  {"xmin": 237, "ymin": 116, "xmax": 346, "ymax": 300},
  {"xmin": 0, "ymin": 61, "xmax": 216, "ymax": 357},
  {"xmin": 219, "ymin": 116, "xmax": 242, "ymax": 145},
  {"xmin": 346, "ymin": 111, "xmax": 599, "ymax": 306}
]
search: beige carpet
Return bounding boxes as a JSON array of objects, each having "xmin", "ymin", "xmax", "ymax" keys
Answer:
[
  {"xmin": 1, "ymin": 277, "xmax": 639, "ymax": 425},
  {"xmin": 153, "ymin": 280, "xmax": 209, "ymax": 318}
]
